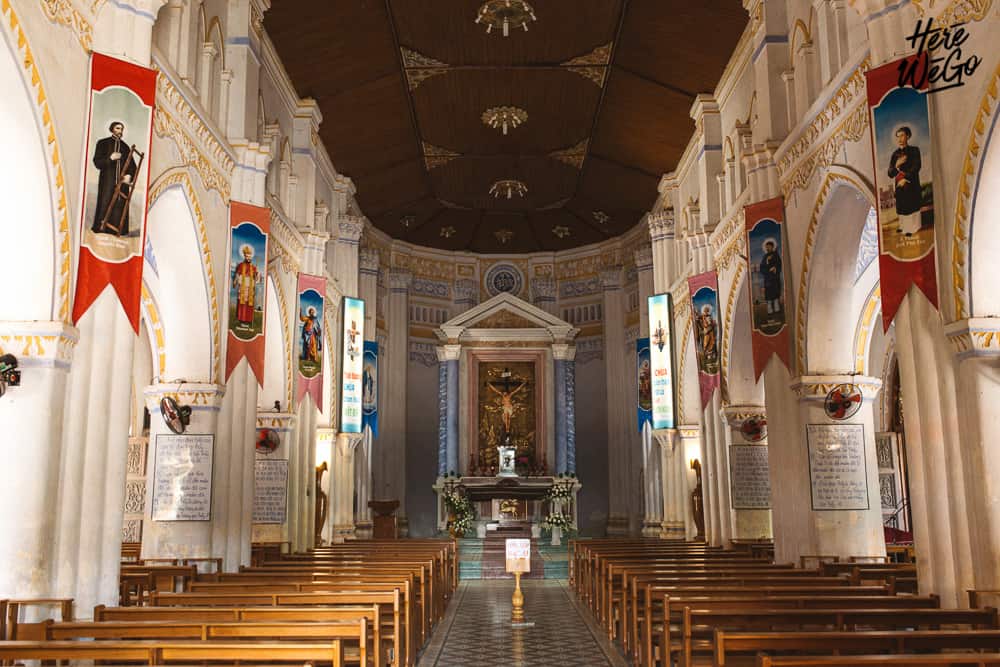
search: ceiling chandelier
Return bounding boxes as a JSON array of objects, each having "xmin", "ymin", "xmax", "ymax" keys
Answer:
[
  {"xmin": 482, "ymin": 106, "xmax": 528, "ymax": 136},
  {"xmin": 489, "ymin": 179, "xmax": 528, "ymax": 200},
  {"xmin": 475, "ymin": 0, "xmax": 537, "ymax": 37}
]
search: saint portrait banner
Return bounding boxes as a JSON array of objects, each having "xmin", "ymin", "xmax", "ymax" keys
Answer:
[
  {"xmin": 362, "ymin": 341, "xmax": 379, "ymax": 437},
  {"xmin": 636, "ymin": 338, "xmax": 652, "ymax": 432},
  {"xmin": 648, "ymin": 293, "xmax": 676, "ymax": 430},
  {"xmin": 340, "ymin": 297, "xmax": 365, "ymax": 434},
  {"xmin": 295, "ymin": 273, "xmax": 326, "ymax": 408},
  {"xmin": 866, "ymin": 53, "xmax": 938, "ymax": 331},
  {"xmin": 744, "ymin": 197, "xmax": 791, "ymax": 380},
  {"xmin": 72, "ymin": 52, "xmax": 157, "ymax": 332},
  {"xmin": 225, "ymin": 202, "xmax": 270, "ymax": 384},
  {"xmin": 688, "ymin": 271, "xmax": 722, "ymax": 410}
]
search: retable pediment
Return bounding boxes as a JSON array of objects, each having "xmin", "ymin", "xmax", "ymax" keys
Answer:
[{"xmin": 436, "ymin": 292, "xmax": 578, "ymax": 343}]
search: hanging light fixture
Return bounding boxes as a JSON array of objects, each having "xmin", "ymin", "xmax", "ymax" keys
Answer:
[
  {"xmin": 482, "ymin": 106, "xmax": 528, "ymax": 136},
  {"xmin": 475, "ymin": 0, "xmax": 537, "ymax": 38},
  {"xmin": 489, "ymin": 179, "xmax": 528, "ymax": 200}
]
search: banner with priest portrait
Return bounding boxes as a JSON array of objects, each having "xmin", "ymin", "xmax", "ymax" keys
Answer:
[{"xmin": 225, "ymin": 202, "xmax": 270, "ymax": 384}]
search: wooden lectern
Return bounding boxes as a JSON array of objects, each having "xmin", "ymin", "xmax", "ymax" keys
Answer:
[{"xmin": 368, "ymin": 499, "xmax": 400, "ymax": 539}]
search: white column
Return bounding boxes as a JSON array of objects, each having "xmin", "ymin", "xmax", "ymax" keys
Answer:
[
  {"xmin": 648, "ymin": 210, "xmax": 677, "ymax": 293},
  {"xmin": 141, "ymin": 384, "xmax": 225, "ymax": 560},
  {"xmin": 601, "ymin": 267, "xmax": 629, "ymax": 535},
  {"xmin": 331, "ymin": 433, "xmax": 363, "ymax": 542},
  {"xmin": 218, "ymin": 69, "xmax": 233, "ymax": 136},
  {"xmin": 198, "ymin": 42, "xmax": 218, "ymax": 112},
  {"xmin": 720, "ymin": 406, "xmax": 773, "ymax": 540},
  {"xmin": 355, "ymin": 248, "xmax": 380, "ymax": 537},
  {"xmin": 0, "ymin": 322, "xmax": 76, "ymax": 599},
  {"xmin": 382, "ymin": 269, "xmax": 411, "ymax": 532}
]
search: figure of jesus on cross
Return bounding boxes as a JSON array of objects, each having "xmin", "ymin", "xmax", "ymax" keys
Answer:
[{"xmin": 487, "ymin": 368, "xmax": 526, "ymax": 435}]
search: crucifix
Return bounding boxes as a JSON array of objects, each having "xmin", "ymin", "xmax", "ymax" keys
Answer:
[{"xmin": 487, "ymin": 367, "xmax": 526, "ymax": 438}]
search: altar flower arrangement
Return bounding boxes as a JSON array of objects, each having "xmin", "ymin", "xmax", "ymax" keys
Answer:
[
  {"xmin": 443, "ymin": 490, "xmax": 475, "ymax": 537},
  {"xmin": 546, "ymin": 475, "xmax": 575, "ymax": 501},
  {"xmin": 543, "ymin": 511, "xmax": 574, "ymax": 533}
]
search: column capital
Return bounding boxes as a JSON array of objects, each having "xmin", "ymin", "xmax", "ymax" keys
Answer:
[
  {"xmin": 314, "ymin": 201, "xmax": 331, "ymax": 232},
  {"xmin": 337, "ymin": 218, "xmax": 364, "ymax": 245},
  {"xmin": 677, "ymin": 425, "xmax": 702, "ymax": 440},
  {"xmin": 388, "ymin": 269, "xmax": 413, "ymax": 292},
  {"xmin": 144, "ymin": 382, "xmax": 226, "ymax": 412},
  {"xmin": 945, "ymin": 318, "xmax": 1000, "ymax": 359},
  {"xmin": 600, "ymin": 266, "xmax": 623, "ymax": 291},
  {"xmin": 335, "ymin": 431, "xmax": 364, "ymax": 454},
  {"xmin": 201, "ymin": 41, "xmax": 219, "ymax": 59},
  {"xmin": 294, "ymin": 98, "xmax": 324, "ymax": 132},
  {"xmin": 359, "ymin": 247, "xmax": 380, "ymax": 274},
  {"xmin": 719, "ymin": 404, "xmax": 767, "ymax": 428},
  {"xmin": 648, "ymin": 209, "xmax": 676, "ymax": 240},
  {"xmin": 0, "ymin": 321, "xmax": 79, "ymax": 371},
  {"xmin": 790, "ymin": 374, "xmax": 882, "ymax": 402},
  {"xmin": 634, "ymin": 245, "xmax": 654, "ymax": 271},
  {"xmin": 435, "ymin": 344, "xmax": 461, "ymax": 362},
  {"xmin": 256, "ymin": 411, "xmax": 297, "ymax": 432},
  {"xmin": 552, "ymin": 343, "xmax": 577, "ymax": 361},
  {"xmin": 652, "ymin": 428, "xmax": 678, "ymax": 452}
]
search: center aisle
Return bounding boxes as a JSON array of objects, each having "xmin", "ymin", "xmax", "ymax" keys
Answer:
[{"xmin": 418, "ymin": 580, "xmax": 627, "ymax": 667}]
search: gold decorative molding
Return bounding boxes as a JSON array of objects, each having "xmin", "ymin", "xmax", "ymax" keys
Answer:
[
  {"xmin": 854, "ymin": 283, "xmax": 881, "ymax": 374},
  {"xmin": 952, "ymin": 62, "xmax": 999, "ymax": 320},
  {"xmin": 0, "ymin": 323, "xmax": 78, "ymax": 368},
  {"xmin": 40, "ymin": 0, "xmax": 92, "ymax": 51},
  {"xmin": 268, "ymin": 208, "xmax": 303, "ymax": 275},
  {"xmin": 791, "ymin": 374, "xmax": 882, "ymax": 401},
  {"xmin": 256, "ymin": 412, "xmax": 297, "ymax": 430},
  {"xmin": 423, "ymin": 142, "xmax": 460, "ymax": 170},
  {"xmin": 148, "ymin": 169, "xmax": 223, "ymax": 382},
  {"xmin": 2, "ymin": 0, "xmax": 74, "ymax": 322},
  {"xmin": 549, "ymin": 139, "xmax": 588, "ymax": 169},
  {"xmin": 140, "ymin": 283, "xmax": 167, "ymax": 379},
  {"xmin": 401, "ymin": 47, "xmax": 450, "ymax": 91},
  {"xmin": 268, "ymin": 268, "xmax": 294, "ymax": 408},
  {"xmin": 154, "ymin": 72, "xmax": 234, "ymax": 201},
  {"xmin": 795, "ymin": 171, "xmax": 872, "ymax": 371},
  {"xmin": 912, "ymin": 0, "xmax": 994, "ymax": 25},
  {"xmin": 716, "ymin": 228, "xmax": 746, "ymax": 272},
  {"xmin": 944, "ymin": 318, "xmax": 1000, "ymax": 358},
  {"xmin": 777, "ymin": 59, "xmax": 870, "ymax": 197},
  {"xmin": 474, "ymin": 310, "xmax": 538, "ymax": 329},
  {"xmin": 677, "ymin": 310, "xmax": 693, "ymax": 424},
  {"xmin": 561, "ymin": 42, "xmax": 612, "ymax": 87},
  {"xmin": 143, "ymin": 383, "xmax": 226, "ymax": 409},
  {"xmin": 720, "ymin": 404, "xmax": 767, "ymax": 427}
]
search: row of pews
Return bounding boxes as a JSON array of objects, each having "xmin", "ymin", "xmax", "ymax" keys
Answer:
[
  {"xmin": 0, "ymin": 538, "xmax": 456, "ymax": 666},
  {"xmin": 570, "ymin": 539, "xmax": 1000, "ymax": 667}
]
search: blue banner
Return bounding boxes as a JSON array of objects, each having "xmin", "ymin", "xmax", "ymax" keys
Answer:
[
  {"xmin": 637, "ymin": 338, "xmax": 652, "ymax": 431},
  {"xmin": 362, "ymin": 340, "xmax": 378, "ymax": 438}
]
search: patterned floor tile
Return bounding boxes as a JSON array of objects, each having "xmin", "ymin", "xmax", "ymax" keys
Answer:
[{"xmin": 419, "ymin": 580, "xmax": 626, "ymax": 667}]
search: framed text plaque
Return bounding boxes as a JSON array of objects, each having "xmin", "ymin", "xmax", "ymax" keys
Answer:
[
  {"xmin": 506, "ymin": 538, "xmax": 531, "ymax": 574},
  {"xmin": 253, "ymin": 458, "xmax": 288, "ymax": 524},
  {"xmin": 729, "ymin": 445, "xmax": 772, "ymax": 509},
  {"xmin": 806, "ymin": 424, "xmax": 870, "ymax": 511},
  {"xmin": 151, "ymin": 434, "xmax": 214, "ymax": 521}
]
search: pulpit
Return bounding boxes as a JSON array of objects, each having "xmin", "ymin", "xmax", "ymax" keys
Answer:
[{"xmin": 368, "ymin": 499, "xmax": 400, "ymax": 539}]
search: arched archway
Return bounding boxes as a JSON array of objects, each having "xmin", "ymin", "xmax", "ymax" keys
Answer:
[
  {"xmin": 969, "ymin": 99, "xmax": 1000, "ymax": 316},
  {"xmin": 261, "ymin": 276, "xmax": 288, "ymax": 410}
]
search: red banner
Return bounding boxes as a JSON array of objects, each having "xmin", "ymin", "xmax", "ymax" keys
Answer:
[
  {"xmin": 295, "ymin": 273, "xmax": 326, "ymax": 408},
  {"xmin": 72, "ymin": 52, "xmax": 157, "ymax": 332},
  {"xmin": 688, "ymin": 271, "xmax": 722, "ymax": 409},
  {"xmin": 225, "ymin": 202, "xmax": 270, "ymax": 385},
  {"xmin": 744, "ymin": 197, "xmax": 791, "ymax": 379},
  {"xmin": 866, "ymin": 53, "xmax": 938, "ymax": 331}
]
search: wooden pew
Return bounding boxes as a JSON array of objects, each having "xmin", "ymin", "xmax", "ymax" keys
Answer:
[
  {"xmin": 714, "ymin": 629, "xmax": 1000, "ymax": 667},
  {"xmin": 0, "ymin": 640, "xmax": 347, "ymax": 665},
  {"xmin": 756, "ymin": 655, "xmax": 1000, "ymax": 667},
  {"xmin": 5, "ymin": 598, "xmax": 73, "ymax": 640}
]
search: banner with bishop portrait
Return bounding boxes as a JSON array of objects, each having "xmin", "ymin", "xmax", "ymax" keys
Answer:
[
  {"xmin": 295, "ymin": 273, "xmax": 326, "ymax": 408},
  {"xmin": 225, "ymin": 202, "xmax": 270, "ymax": 384},
  {"xmin": 72, "ymin": 52, "xmax": 157, "ymax": 332}
]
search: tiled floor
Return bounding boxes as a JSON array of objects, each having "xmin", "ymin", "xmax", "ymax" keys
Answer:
[{"xmin": 418, "ymin": 580, "xmax": 627, "ymax": 667}]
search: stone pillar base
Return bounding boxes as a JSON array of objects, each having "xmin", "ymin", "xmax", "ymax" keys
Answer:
[
  {"xmin": 660, "ymin": 521, "xmax": 687, "ymax": 540},
  {"xmin": 332, "ymin": 524, "xmax": 356, "ymax": 543},
  {"xmin": 354, "ymin": 520, "xmax": 373, "ymax": 539},
  {"xmin": 606, "ymin": 516, "xmax": 629, "ymax": 536},
  {"xmin": 398, "ymin": 516, "xmax": 409, "ymax": 538},
  {"xmin": 641, "ymin": 519, "xmax": 662, "ymax": 537}
]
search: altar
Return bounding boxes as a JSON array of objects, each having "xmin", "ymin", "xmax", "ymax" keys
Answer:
[{"xmin": 431, "ymin": 292, "xmax": 582, "ymax": 537}]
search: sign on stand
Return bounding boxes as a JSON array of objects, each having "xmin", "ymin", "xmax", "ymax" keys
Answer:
[{"xmin": 505, "ymin": 538, "xmax": 531, "ymax": 573}]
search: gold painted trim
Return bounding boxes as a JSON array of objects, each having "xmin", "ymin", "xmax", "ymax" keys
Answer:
[
  {"xmin": 140, "ymin": 282, "xmax": 167, "ymax": 379},
  {"xmin": 853, "ymin": 283, "xmax": 881, "ymax": 374},
  {"xmin": 2, "ymin": 0, "xmax": 74, "ymax": 322}
]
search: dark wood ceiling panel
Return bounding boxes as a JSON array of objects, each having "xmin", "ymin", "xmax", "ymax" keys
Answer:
[
  {"xmin": 579, "ymin": 155, "xmax": 661, "ymax": 213},
  {"xmin": 615, "ymin": 0, "xmax": 747, "ymax": 95},
  {"xmin": 393, "ymin": 0, "xmax": 623, "ymax": 66},
  {"xmin": 317, "ymin": 75, "xmax": 420, "ymax": 179},
  {"xmin": 412, "ymin": 69, "xmax": 599, "ymax": 155},
  {"xmin": 265, "ymin": 1, "xmax": 400, "ymax": 99},
  {"xmin": 591, "ymin": 67, "xmax": 694, "ymax": 177},
  {"xmin": 429, "ymin": 156, "xmax": 578, "ymax": 210},
  {"xmin": 351, "ymin": 159, "xmax": 428, "ymax": 218},
  {"xmin": 264, "ymin": 1, "xmax": 747, "ymax": 252}
]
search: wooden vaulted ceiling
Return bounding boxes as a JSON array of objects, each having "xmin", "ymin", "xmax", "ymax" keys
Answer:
[{"xmin": 265, "ymin": 1, "xmax": 747, "ymax": 253}]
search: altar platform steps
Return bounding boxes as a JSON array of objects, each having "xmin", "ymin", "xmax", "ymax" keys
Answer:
[{"xmin": 457, "ymin": 538, "xmax": 569, "ymax": 580}]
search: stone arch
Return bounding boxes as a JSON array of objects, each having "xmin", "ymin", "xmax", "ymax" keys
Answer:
[
  {"xmin": 796, "ymin": 168, "xmax": 876, "ymax": 372},
  {"xmin": 0, "ymin": 2, "xmax": 72, "ymax": 322},
  {"xmin": 966, "ymin": 66, "xmax": 1000, "ymax": 317},
  {"xmin": 144, "ymin": 182, "xmax": 214, "ymax": 382},
  {"xmin": 724, "ymin": 266, "xmax": 764, "ymax": 404}
]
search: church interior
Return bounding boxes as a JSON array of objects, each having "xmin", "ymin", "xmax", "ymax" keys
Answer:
[{"xmin": 1, "ymin": 0, "xmax": 999, "ymax": 664}]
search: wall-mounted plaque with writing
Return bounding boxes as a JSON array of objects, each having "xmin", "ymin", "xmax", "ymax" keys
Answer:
[
  {"xmin": 253, "ymin": 458, "xmax": 289, "ymax": 524},
  {"xmin": 806, "ymin": 424, "xmax": 870, "ymax": 511},
  {"xmin": 151, "ymin": 434, "xmax": 214, "ymax": 521},
  {"xmin": 729, "ymin": 445, "xmax": 772, "ymax": 509}
]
